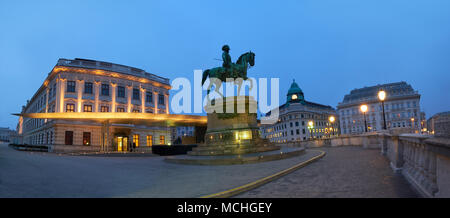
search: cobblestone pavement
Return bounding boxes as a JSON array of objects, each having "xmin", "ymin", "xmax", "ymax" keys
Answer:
[
  {"xmin": 236, "ymin": 146, "xmax": 419, "ymax": 198},
  {"xmin": 0, "ymin": 142, "xmax": 321, "ymax": 198}
]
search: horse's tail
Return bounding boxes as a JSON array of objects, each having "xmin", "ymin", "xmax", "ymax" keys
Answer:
[{"xmin": 202, "ymin": 69, "xmax": 209, "ymax": 86}]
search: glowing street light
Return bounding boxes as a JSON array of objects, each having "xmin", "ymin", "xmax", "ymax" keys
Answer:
[
  {"xmin": 329, "ymin": 116, "xmax": 336, "ymax": 137},
  {"xmin": 360, "ymin": 104, "xmax": 368, "ymax": 133},
  {"xmin": 308, "ymin": 121, "xmax": 314, "ymax": 139},
  {"xmin": 378, "ymin": 90, "xmax": 387, "ymax": 130}
]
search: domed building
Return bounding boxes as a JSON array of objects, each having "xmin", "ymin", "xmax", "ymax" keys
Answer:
[{"xmin": 260, "ymin": 80, "xmax": 339, "ymax": 142}]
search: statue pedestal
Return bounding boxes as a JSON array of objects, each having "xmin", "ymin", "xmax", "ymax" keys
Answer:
[{"xmin": 189, "ymin": 96, "xmax": 279, "ymax": 156}]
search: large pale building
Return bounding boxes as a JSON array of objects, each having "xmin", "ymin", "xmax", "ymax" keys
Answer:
[
  {"xmin": 16, "ymin": 58, "xmax": 172, "ymax": 152},
  {"xmin": 337, "ymin": 81, "xmax": 422, "ymax": 134},
  {"xmin": 260, "ymin": 80, "xmax": 338, "ymax": 143}
]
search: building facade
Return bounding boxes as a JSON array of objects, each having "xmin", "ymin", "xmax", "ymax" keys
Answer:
[
  {"xmin": 337, "ymin": 81, "xmax": 422, "ymax": 135},
  {"xmin": 260, "ymin": 80, "xmax": 338, "ymax": 143},
  {"xmin": 427, "ymin": 111, "xmax": 450, "ymax": 137},
  {"xmin": 0, "ymin": 127, "xmax": 15, "ymax": 142},
  {"xmin": 16, "ymin": 58, "xmax": 172, "ymax": 152}
]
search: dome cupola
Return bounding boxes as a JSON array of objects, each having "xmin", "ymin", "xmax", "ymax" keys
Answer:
[{"xmin": 286, "ymin": 79, "xmax": 304, "ymax": 104}]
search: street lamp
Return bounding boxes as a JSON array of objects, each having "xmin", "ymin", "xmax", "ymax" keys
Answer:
[
  {"xmin": 378, "ymin": 90, "xmax": 387, "ymax": 130},
  {"xmin": 329, "ymin": 116, "xmax": 335, "ymax": 137},
  {"xmin": 411, "ymin": 117, "xmax": 415, "ymax": 129},
  {"xmin": 360, "ymin": 104, "xmax": 368, "ymax": 133},
  {"xmin": 308, "ymin": 121, "xmax": 314, "ymax": 139}
]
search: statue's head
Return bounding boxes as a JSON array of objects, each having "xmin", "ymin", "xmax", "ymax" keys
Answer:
[
  {"xmin": 249, "ymin": 51, "xmax": 255, "ymax": 66},
  {"xmin": 222, "ymin": 45, "xmax": 230, "ymax": 52}
]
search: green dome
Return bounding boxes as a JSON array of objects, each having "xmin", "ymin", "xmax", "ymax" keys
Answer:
[
  {"xmin": 287, "ymin": 79, "xmax": 303, "ymax": 95},
  {"xmin": 286, "ymin": 79, "xmax": 304, "ymax": 104}
]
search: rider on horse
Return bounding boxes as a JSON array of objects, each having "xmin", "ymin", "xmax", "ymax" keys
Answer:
[{"xmin": 222, "ymin": 45, "xmax": 233, "ymax": 74}]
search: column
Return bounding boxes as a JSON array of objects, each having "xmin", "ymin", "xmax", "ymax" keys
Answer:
[
  {"xmin": 127, "ymin": 86, "xmax": 132, "ymax": 112},
  {"xmin": 77, "ymin": 80, "xmax": 84, "ymax": 112},
  {"xmin": 141, "ymin": 87, "xmax": 146, "ymax": 113},
  {"xmin": 57, "ymin": 78, "xmax": 66, "ymax": 112},
  {"xmin": 111, "ymin": 82, "xmax": 117, "ymax": 112},
  {"xmin": 153, "ymin": 91, "xmax": 158, "ymax": 114},
  {"xmin": 94, "ymin": 81, "xmax": 100, "ymax": 112},
  {"xmin": 55, "ymin": 78, "xmax": 61, "ymax": 112},
  {"xmin": 164, "ymin": 94, "xmax": 169, "ymax": 114},
  {"xmin": 45, "ymin": 87, "xmax": 49, "ymax": 123},
  {"xmin": 45, "ymin": 87, "xmax": 49, "ymax": 113}
]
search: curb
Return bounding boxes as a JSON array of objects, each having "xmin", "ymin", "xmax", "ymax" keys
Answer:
[{"xmin": 200, "ymin": 150, "xmax": 326, "ymax": 198}]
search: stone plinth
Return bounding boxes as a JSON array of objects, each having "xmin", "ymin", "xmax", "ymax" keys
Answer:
[{"xmin": 189, "ymin": 96, "xmax": 279, "ymax": 156}]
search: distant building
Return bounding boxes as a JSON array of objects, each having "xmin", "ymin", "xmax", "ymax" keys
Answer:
[
  {"xmin": 0, "ymin": 127, "xmax": 15, "ymax": 142},
  {"xmin": 260, "ymin": 80, "xmax": 338, "ymax": 142},
  {"xmin": 337, "ymin": 81, "xmax": 422, "ymax": 134},
  {"xmin": 16, "ymin": 58, "xmax": 172, "ymax": 151},
  {"xmin": 171, "ymin": 126, "xmax": 196, "ymax": 144},
  {"xmin": 427, "ymin": 111, "xmax": 450, "ymax": 137}
]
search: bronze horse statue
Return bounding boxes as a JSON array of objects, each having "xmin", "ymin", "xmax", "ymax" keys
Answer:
[{"xmin": 201, "ymin": 51, "xmax": 255, "ymax": 97}]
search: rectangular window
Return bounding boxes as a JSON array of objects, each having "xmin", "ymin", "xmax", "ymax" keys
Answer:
[
  {"xmin": 101, "ymin": 106, "xmax": 109, "ymax": 112},
  {"xmin": 133, "ymin": 134, "xmax": 139, "ymax": 147},
  {"xmin": 65, "ymin": 131, "xmax": 73, "ymax": 145},
  {"xmin": 146, "ymin": 92, "xmax": 153, "ymax": 103},
  {"xmin": 84, "ymin": 105, "xmax": 92, "ymax": 112},
  {"xmin": 83, "ymin": 132, "xmax": 91, "ymax": 146},
  {"xmin": 147, "ymin": 135, "xmax": 153, "ymax": 147},
  {"xmin": 66, "ymin": 103, "xmax": 75, "ymax": 112},
  {"xmin": 133, "ymin": 88, "xmax": 140, "ymax": 100},
  {"xmin": 67, "ymin": 81, "xmax": 76, "ymax": 93},
  {"xmin": 117, "ymin": 107, "xmax": 125, "ymax": 112},
  {"xmin": 101, "ymin": 84, "xmax": 109, "ymax": 96},
  {"xmin": 84, "ymin": 82, "xmax": 93, "ymax": 94},
  {"xmin": 158, "ymin": 94, "xmax": 165, "ymax": 105},
  {"xmin": 159, "ymin": 135, "xmax": 165, "ymax": 145},
  {"xmin": 117, "ymin": 86, "xmax": 125, "ymax": 98}
]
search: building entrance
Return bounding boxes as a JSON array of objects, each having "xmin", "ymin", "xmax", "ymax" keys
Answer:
[{"xmin": 116, "ymin": 136, "xmax": 129, "ymax": 152}]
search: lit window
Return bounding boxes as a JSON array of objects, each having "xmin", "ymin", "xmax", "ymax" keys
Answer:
[
  {"xmin": 101, "ymin": 106, "xmax": 109, "ymax": 112},
  {"xmin": 66, "ymin": 104, "xmax": 75, "ymax": 112},
  {"xmin": 117, "ymin": 107, "xmax": 125, "ymax": 112},
  {"xmin": 133, "ymin": 134, "xmax": 139, "ymax": 147},
  {"xmin": 147, "ymin": 135, "xmax": 153, "ymax": 147},
  {"xmin": 84, "ymin": 105, "xmax": 92, "ymax": 112},
  {"xmin": 159, "ymin": 135, "xmax": 165, "ymax": 145}
]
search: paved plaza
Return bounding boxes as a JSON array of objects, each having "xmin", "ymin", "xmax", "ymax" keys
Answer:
[
  {"xmin": 0, "ymin": 142, "xmax": 418, "ymax": 198},
  {"xmin": 0, "ymin": 142, "xmax": 320, "ymax": 198},
  {"xmin": 236, "ymin": 146, "xmax": 419, "ymax": 198}
]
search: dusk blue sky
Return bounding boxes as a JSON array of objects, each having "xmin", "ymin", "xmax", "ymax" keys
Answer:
[{"xmin": 1, "ymin": 0, "xmax": 449, "ymax": 129}]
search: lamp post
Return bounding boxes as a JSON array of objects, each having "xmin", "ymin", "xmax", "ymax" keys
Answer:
[
  {"xmin": 411, "ymin": 117, "xmax": 415, "ymax": 130},
  {"xmin": 378, "ymin": 90, "xmax": 387, "ymax": 130},
  {"xmin": 360, "ymin": 105, "xmax": 368, "ymax": 133},
  {"xmin": 308, "ymin": 121, "xmax": 314, "ymax": 139},
  {"xmin": 329, "ymin": 116, "xmax": 335, "ymax": 137}
]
